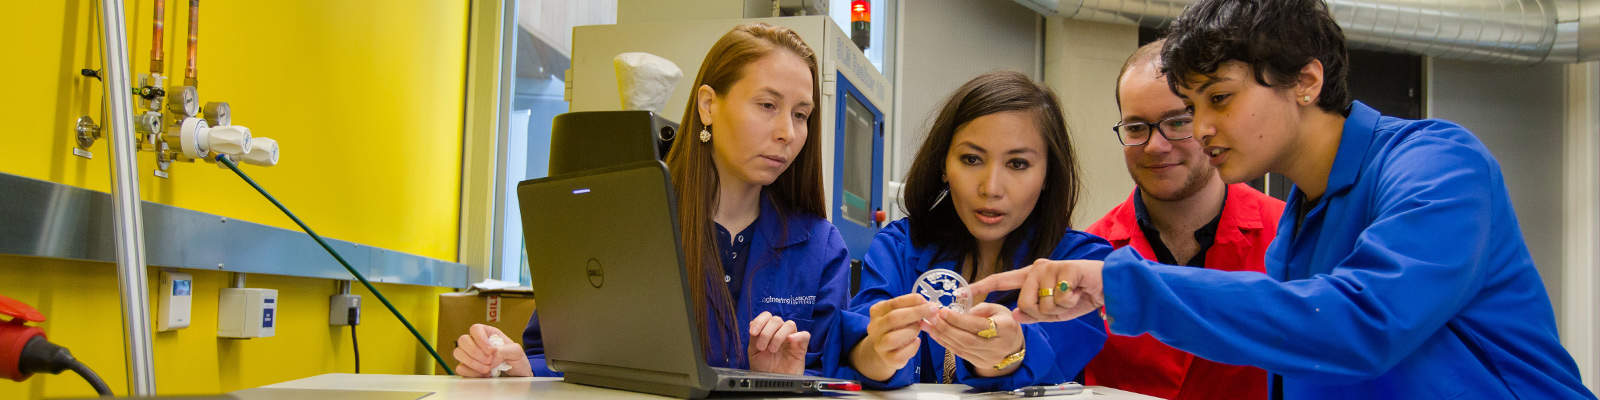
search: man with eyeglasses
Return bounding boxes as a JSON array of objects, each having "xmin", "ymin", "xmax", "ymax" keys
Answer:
[{"xmin": 1077, "ymin": 39, "xmax": 1285, "ymax": 400}]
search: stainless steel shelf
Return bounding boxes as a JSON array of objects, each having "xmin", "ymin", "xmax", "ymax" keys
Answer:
[{"xmin": 0, "ymin": 171, "xmax": 468, "ymax": 288}]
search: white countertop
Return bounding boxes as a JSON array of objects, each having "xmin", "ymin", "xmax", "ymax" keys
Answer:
[{"xmin": 238, "ymin": 373, "xmax": 1162, "ymax": 400}]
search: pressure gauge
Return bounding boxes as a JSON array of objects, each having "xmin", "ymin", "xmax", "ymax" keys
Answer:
[
  {"xmin": 204, "ymin": 102, "xmax": 231, "ymax": 126},
  {"xmin": 168, "ymin": 86, "xmax": 200, "ymax": 117}
]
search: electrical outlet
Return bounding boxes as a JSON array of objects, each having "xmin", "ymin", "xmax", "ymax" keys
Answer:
[{"xmin": 330, "ymin": 293, "xmax": 360, "ymax": 326}]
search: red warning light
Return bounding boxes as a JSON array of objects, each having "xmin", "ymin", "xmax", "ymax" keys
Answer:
[
  {"xmin": 851, "ymin": 0, "xmax": 870, "ymax": 23},
  {"xmin": 850, "ymin": 0, "xmax": 871, "ymax": 51}
]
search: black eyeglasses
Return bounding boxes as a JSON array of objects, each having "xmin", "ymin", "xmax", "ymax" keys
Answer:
[{"xmin": 1111, "ymin": 114, "xmax": 1195, "ymax": 146}]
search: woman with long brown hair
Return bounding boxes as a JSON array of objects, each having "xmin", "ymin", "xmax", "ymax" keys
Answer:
[
  {"xmin": 453, "ymin": 22, "xmax": 851, "ymax": 378},
  {"xmin": 835, "ymin": 71, "xmax": 1111, "ymax": 390}
]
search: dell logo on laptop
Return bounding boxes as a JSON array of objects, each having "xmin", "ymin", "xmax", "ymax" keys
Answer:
[{"xmin": 586, "ymin": 258, "xmax": 604, "ymax": 288}]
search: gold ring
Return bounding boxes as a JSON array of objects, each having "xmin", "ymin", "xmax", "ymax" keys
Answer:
[
  {"xmin": 1058, "ymin": 281, "xmax": 1072, "ymax": 293},
  {"xmin": 1038, "ymin": 287, "xmax": 1054, "ymax": 297},
  {"xmin": 977, "ymin": 318, "xmax": 998, "ymax": 339}
]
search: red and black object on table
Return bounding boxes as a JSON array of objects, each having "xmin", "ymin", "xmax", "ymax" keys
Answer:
[
  {"xmin": 0, "ymin": 293, "xmax": 48, "ymax": 382},
  {"xmin": 0, "ymin": 293, "xmax": 112, "ymax": 396}
]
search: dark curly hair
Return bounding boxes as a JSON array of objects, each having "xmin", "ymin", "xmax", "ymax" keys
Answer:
[{"xmin": 1161, "ymin": 0, "xmax": 1351, "ymax": 113}]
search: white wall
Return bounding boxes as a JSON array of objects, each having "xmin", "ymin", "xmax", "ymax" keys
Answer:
[
  {"xmin": 1561, "ymin": 61, "xmax": 1600, "ymax": 388},
  {"xmin": 1426, "ymin": 59, "xmax": 1567, "ymax": 316},
  {"xmin": 890, "ymin": 0, "xmax": 1042, "ymax": 216},
  {"xmin": 1427, "ymin": 59, "xmax": 1600, "ymax": 386},
  {"xmin": 519, "ymin": 0, "xmax": 617, "ymax": 58},
  {"xmin": 1041, "ymin": 19, "xmax": 1137, "ymax": 226}
]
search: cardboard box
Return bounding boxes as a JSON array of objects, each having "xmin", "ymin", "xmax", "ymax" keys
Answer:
[{"xmin": 435, "ymin": 287, "xmax": 537, "ymax": 374}]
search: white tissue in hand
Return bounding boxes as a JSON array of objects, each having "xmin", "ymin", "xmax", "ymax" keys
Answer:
[
  {"xmin": 487, "ymin": 335, "xmax": 513, "ymax": 377},
  {"xmin": 613, "ymin": 52, "xmax": 683, "ymax": 112}
]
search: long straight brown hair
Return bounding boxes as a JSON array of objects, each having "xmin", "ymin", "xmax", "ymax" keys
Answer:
[
  {"xmin": 902, "ymin": 71, "xmax": 1082, "ymax": 278},
  {"xmin": 667, "ymin": 22, "xmax": 825, "ymax": 361}
]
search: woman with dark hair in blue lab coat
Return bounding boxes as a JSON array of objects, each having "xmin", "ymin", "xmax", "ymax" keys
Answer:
[
  {"xmin": 966, "ymin": 1, "xmax": 1596, "ymax": 398},
  {"xmin": 832, "ymin": 71, "xmax": 1110, "ymax": 390},
  {"xmin": 451, "ymin": 22, "xmax": 851, "ymax": 378}
]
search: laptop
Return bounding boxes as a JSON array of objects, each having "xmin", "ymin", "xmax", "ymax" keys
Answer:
[{"xmin": 516, "ymin": 160, "xmax": 840, "ymax": 398}]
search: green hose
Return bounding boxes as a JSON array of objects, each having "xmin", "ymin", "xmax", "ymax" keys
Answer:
[{"xmin": 216, "ymin": 154, "xmax": 455, "ymax": 376}]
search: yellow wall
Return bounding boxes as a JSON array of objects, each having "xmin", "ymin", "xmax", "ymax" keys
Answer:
[
  {"xmin": 2, "ymin": 0, "xmax": 471, "ymax": 398},
  {"xmin": 0, "ymin": 256, "xmax": 447, "ymax": 398}
]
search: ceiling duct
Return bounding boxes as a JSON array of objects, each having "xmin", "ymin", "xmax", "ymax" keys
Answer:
[{"xmin": 1013, "ymin": 0, "xmax": 1600, "ymax": 64}]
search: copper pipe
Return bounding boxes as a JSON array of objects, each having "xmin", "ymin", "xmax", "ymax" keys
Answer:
[
  {"xmin": 183, "ymin": 0, "xmax": 197, "ymax": 85},
  {"xmin": 150, "ymin": 0, "xmax": 163, "ymax": 74}
]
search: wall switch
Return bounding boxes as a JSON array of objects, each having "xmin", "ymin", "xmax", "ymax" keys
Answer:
[
  {"xmin": 329, "ymin": 293, "xmax": 360, "ymax": 326},
  {"xmin": 219, "ymin": 288, "xmax": 277, "ymax": 338},
  {"xmin": 157, "ymin": 271, "xmax": 193, "ymax": 331}
]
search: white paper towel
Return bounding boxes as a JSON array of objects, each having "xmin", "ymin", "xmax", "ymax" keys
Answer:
[{"xmin": 613, "ymin": 52, "xmax": 683, "ymax": 113}]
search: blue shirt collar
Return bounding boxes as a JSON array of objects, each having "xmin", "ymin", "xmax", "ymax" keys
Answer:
[
  {"xmin": 753, "ymin": 190, "xmax": 813, "ymax": 248},
  {"xmin": 1324, "ymin": 100, "xmax": 1381, "ymax": 198}
]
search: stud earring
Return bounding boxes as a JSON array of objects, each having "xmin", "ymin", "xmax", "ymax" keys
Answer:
[
  {"xmin": 699, "ymin": 125, "xmax": 712, "ymax": 143},
  {"xmin": 1301, "ymin": 95, "xmax": 1312, "ymax": 104}
]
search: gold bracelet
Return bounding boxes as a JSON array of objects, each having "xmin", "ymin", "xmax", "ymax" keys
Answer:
[{"xmin": 992, "ymin": 344, "xmax": 1025, "ymax": 370}]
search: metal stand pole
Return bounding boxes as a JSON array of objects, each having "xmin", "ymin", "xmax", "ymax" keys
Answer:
[{"xmin": 96, "ymin": 0, "xmax": 156, "ymax": 395}]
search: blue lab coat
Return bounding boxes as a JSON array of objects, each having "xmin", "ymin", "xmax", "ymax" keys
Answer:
[
  {"xmin": 832, "ymin": 219, "xmax": 1112, "ymax": 390},
  {"xmin": 522, "ymin": 191, "xmax": 853, "ymax": 377},
  {"xmin": 1098, "ymin": 101, "xmax": 1594, "ymax": 399}
]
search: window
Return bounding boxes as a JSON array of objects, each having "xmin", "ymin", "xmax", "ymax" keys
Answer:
[
  {"xmin": 493, "ymin": 1, "xmax": 616, "ymax": 285},
  {"xmin": 830, "ymin": 0, "xmax": 891, "ymax": 73}
]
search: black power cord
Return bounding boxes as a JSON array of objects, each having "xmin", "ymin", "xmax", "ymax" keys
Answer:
[
  {"xmin": 19, "ymin": 336, "xmax": 112, "ymax": 396},
  {"xmin": 215, "ymin": 154, "xmax": 454, "ymax": 375},
  {"xmin": 67, "ymin": 359, "xmax": 112, "ymax": 396},
  {"xmin": 350, "ymin": 307, "xmax": 361, "ymax": 374}
]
